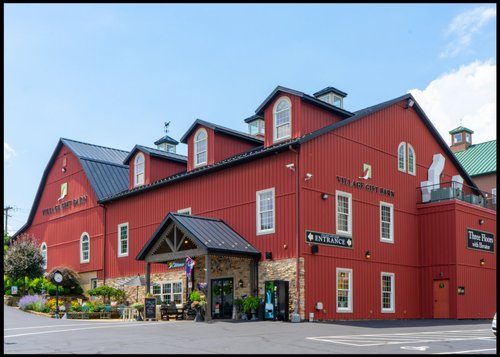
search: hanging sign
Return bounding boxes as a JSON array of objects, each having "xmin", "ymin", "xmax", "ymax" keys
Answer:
[
  {"xmin": 167, "ymin": 260, "xmax": 185, "ymax": 269},
  {"xmin": 467, "ymin": 228, "xmax": 494, "ymax": 253},
  {"xmin": 305, "ymin": 230, "xmax": 353, "ymax": 249}
]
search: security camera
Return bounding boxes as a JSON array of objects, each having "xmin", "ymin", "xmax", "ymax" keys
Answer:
[
  {"xmin": 305, "ymin": 173, "xmax": 313, "ymax": 181},
  {"xmin": 285, "ymin": 163, "xmax": 295, "ymax": 171}
]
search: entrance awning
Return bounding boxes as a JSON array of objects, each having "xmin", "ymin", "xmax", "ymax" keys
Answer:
[{"xmin": 136, "ymin": 213, "xmax": 261, "ymax": 262}]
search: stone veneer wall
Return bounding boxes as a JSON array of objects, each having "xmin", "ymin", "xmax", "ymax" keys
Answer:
[
  {"xmin": 84, "ymin": 256, "xmax": 306, "ymax": 320},
  {"xmin": 257, "ymin": 257, "xmax": 305, "ymax": 320}
]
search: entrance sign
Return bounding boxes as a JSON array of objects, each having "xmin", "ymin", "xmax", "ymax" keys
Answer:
[
  {"xmin": 467, "ymin": 228, "xmax": 494, "ymax": 253},
  {"xmin": 306, "ymin": 230, "xmax": 353, "ymax": 249}
]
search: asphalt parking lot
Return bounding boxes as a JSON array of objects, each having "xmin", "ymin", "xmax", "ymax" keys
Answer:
[{"xmin": 4, "ymin": 306, "xmax": 496, "ymax": 354}]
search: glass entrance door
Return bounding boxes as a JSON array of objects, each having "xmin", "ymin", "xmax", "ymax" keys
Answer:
[{"xmin": 211, "ymin": 278, "xmax": 233, "ymax": 319}]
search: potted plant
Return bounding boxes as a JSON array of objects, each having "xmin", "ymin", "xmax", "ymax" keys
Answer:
[
  {"xmin": 243, "ymin": 296, "xmax": 260, "ymax": 321},
  {"xmin": 189, "ymin": 290, "xmax": 206, "ymax": 322},
  {"xmin": 132, "ymin": 302, "xmax": 144, "ymax": 321}
]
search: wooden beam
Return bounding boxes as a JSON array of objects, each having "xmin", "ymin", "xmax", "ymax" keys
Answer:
[
  {"xmin": 205, "ymin": 254, "xmax": 211, "ymax": 321},
  {"xmin": 145, "ymin": 249, "xmax": 206, "ymax": 263}
]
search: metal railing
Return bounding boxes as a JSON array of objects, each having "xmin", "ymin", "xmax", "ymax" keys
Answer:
[{"xmin": 418, "ymin": 181, "xmax": 496, "ymax": 211}]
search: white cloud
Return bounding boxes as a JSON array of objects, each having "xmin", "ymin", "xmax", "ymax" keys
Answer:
[
  {"xmin": 409, "ymin": 60, "xmax": 496, "ymax": 146},
  {"xmin": 440, "ymin": 6, "xmax": 496, "ymax": 58},
  {"xmin": 4, "ymin": 142, "xmax": 16, "ymax": 161}
]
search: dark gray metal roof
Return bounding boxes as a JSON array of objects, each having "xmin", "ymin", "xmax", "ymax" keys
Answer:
[
  {"xmin": 136, "ymin": 213, "xmax": 260, "ymax": 260},
  {"xmin": 179, "ymin": 118, "xmax": 264, "ymax": 144},
  {"xmin": 154, "ymin": 134, "xmax": 179, "ymax": 145},
  {"xmin": 243, "ymin": 114, "xmax": 264, "ymax": 124},
  {"xmin": 123, "ymin": 145, "xmax": 187, "ymax": 165},
  {"xmin": 313, "ymin": 86, "xmax": 348, "ymax": 98},
  {"xmin": 61, "ymin": 138, "xmax": 129, "ymax": 165},
  {"xmin": 80, "ymin": 160, "xmax": 129, "ymax": 201},
  {"xmin": 255, "ymin": 85, "xmax": 353, "ymax": 117}
]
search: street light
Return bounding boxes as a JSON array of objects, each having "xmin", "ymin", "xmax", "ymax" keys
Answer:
[{"xmin": 52, "ymin": 270, "xmax": 63, "ymax": 318}]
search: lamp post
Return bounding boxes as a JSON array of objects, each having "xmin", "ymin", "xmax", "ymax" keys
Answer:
[{"xmin": 52, "ymin": 270, "xmax": 63, "ymax": 319}]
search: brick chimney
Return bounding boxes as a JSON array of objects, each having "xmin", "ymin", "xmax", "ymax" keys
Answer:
[{"xmin": 449, "ymin": 126, "xmax": 473, "ymax": 153}]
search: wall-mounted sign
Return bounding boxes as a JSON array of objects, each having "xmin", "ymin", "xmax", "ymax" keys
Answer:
[
  {"xmin": 336, "ymin": 175, "xmax": 394, "ymax": 198},
  {"xmin": 306, "ymin": 230, "xmax": 353, "ymax": 249},
  {"xmin": 467, "ymin": 228, "xmax": 494, "ymax": 253},
  {"xmin": 167, "ymin": 260, "xmax": 185, "ymax": 269},
  {"xmin": 42, "ymin": 195, "xmax": 88, "ymax": 216}
]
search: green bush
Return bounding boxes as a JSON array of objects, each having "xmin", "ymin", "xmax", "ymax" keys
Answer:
[{"xmin": 242, "ymin": 296, "xmax": 260, "ymax": 314}]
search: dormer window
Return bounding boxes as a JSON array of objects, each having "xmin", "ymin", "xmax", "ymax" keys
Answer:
[
  {"xmin": 134, "ymin": 152, "xmax": 145, "ymax": 186},
  {"xmin": 318, "ymin": 93, "xmax": 343, "ymax": 108},
  {"xmin": 273, "ymin": 97, "xmax": 291, "ymax": 142},
  {"xmin": 194, "ymin": 128, "xmax": 208, "ymax": 167}
]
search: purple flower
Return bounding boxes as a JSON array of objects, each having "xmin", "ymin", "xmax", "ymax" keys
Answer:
[{"xmin": 17, "ymin": 294, "xmax": 48, "ymax": 311}]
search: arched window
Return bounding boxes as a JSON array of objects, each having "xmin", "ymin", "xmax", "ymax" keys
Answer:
[
  {"xmin": 398, "ymin": 142, "xmax": 406, "ymax": 172},
  {"xmin": 273, "ymin": 97, "xmax": 291, "ymax": 142},
  {"xmin": 40, "ymin": 243, "xmax": 47, "ymax": 269},
  {"xmin": 80, "ymin": 233, "xmax": 90, "ymax": 263},
  {"xmin": 134, "ymin": 153, "xmax": 145, "ymax": 186},
  {"xmin": 194, "ymin": 128, "xmax": 207, "ymax": 167},
  {"xmin": 407, "ymin": 144, "xmax": 416, "ymax": 176}
]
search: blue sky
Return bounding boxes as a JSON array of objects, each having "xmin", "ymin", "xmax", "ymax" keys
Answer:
[{"xmin": 4, "ymin": 4, "xmax": 496, "ymax": 235}]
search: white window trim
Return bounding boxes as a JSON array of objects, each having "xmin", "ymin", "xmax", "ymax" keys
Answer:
[
  {"xmin": 454, "ymin": 133, "xmax": 462, "ymax": 143},
  {"xmin": 80, "ymin": 232, "xmax": 90, "ymax": 263},
  {"xmin": 465, "ymin": 133, "xmax": 471, "ymax": 143},
  {"xmin": 335, "ymin": 190, "xmax": 352, "ymax": 237},
  {"xmin": 380, "ymin": 202, "xmax": 394, "ymax": 244},
  {"xmin": 90, "ymin": 278, "xmax": 98, "ymax": 289},
  {"xmin": 256, "ymin": 187, "xmax": 275, "ymax": 235},
  {"xmin": 381, "ymin": 272, "xmax": 395, "ymax": 313},
  {"xmin": 41, "ymin": 242, "xmax": 47, "ymax": 269},
  {"xmin": 273, "ymin": 96, "xmax": 292, "ymax": 143},
  {"xmin": 134, "ymin": 152, "xmax": 145, "ymax": 187},
  {"xmin": 398, "ymin": 142, "xmax": 406, "ymax": 173},
  {"xmin": 118, "ymin": 223, "xmax": 129, "ymax": 257},
  {"xmin": 151, "ymin": 280, "xmax": 183, "ymax": 306},
  {"xmin": 407, "ymin": 144, "xmax": 416, "ymax": 176},
  {"xmin": 336, "ymin": 268, "xmax": 353, "ymax": 313},
  {"xmin": 177, "ymin": 207, "xmax": 192, "ymax": 215},
  {"xmin": 194, "ymin": 128, "xmax": 208, "ymax": 167}
]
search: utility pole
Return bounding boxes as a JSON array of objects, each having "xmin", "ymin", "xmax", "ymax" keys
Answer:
[{"xmin": 4, "ymin": 206, "xmax": 14, "ymax": 235}]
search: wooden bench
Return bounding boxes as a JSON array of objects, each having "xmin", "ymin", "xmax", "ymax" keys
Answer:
[{"xmin": 160, "ymin": 303, "xmax": 184, "ymax": 321}]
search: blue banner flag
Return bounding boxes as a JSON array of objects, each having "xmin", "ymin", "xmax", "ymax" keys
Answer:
[{"xmin": 185, "ymin": 256, "xmax": 196, "ymax": 277}]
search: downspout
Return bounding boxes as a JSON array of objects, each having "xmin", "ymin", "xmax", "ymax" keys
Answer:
[
  {"xmin": 99, "ymin": 203, "xmax": 107, "ymax": 285},
  {"xmin": 288, "ymin": 144, "xmax": 301, "ymax": 319}
]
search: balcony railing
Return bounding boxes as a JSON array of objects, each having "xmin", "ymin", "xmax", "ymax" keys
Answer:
[{"xmin": 418, "ymin": 181, "xmax": 496, "ymax": 211}]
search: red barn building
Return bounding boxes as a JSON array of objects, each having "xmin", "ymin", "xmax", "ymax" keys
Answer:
[{"xmin": 14, "ymin": 85, "xmax": 496, "ymax": 321}]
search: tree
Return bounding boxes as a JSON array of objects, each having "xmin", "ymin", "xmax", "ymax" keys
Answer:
[
  {"xmin": 87, "ymin": 285, "xmax": 125, "ymax": 304},
  {"xmin": 4, "ymin": 232, "xmax": 10, "ymax": 256},
  {"xmin": 3, "ymin": 235, "xmax": 45, "ymax": 295},
  {"xmin": 46, "ymin": 266, "xmax": 81, "ymax": 289}
]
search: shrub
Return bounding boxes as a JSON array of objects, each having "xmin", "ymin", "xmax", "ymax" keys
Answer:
[
  {"xmin": 17, "ymin": 294, "xmax": 48, "ymax": 312},
  {"xmin": 87, "ymin": 285, "xmax": 124, "ymax": 303},
  {"xmin": 190, "ymin": 290, "xmax": 201, "ymax": 302}
]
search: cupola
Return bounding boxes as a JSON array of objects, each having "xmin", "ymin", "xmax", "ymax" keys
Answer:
[
  {"xmin": 154, "ymin": 122, "xmax": 178, "ymax": 153},
  {"xmin": 449, "ymin": 126, "xmax": 473, "ymax": 153},
  {"xmin": 313, "ymin": 86, "xmax": 347, "ymax": 109},
  {"xmin": 244, "ymin": 114, "xmax": 265, "ymax": 138}
]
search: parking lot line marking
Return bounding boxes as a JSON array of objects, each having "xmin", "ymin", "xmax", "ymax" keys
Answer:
[
  {"xmin": 434, "ymin": 348, "xmax": 497, "ymax": 354},
  {"xmin": 5, "ymin": 322, "xmax": 160, "ymax": 338},
  {"xmin": 306, "ymin": 329, "xmax": 494, "ymax": 347},
  {"xmin": 5, "ymin": 322, "xmax": 121, "ymax": 331}
]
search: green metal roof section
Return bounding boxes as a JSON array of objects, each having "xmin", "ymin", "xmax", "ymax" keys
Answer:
[
  {"xmin": 453, "ymin": 140, "xmax": 496, "ymax": 176},
  {"xmin": 449, "ymin": 126, "xmax": 474, "ymax": 134}
]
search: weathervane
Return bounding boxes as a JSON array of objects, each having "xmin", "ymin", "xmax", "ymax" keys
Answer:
[{"xmin": 164, "ymin": 121, "xmax": 170, "ymax": 134}]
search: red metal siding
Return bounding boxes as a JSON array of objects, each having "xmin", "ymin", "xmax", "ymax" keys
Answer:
[
  {"xmin": 23, "ymin": 146, "xmax": 104, "ymax": 274},
  {"xmin": 104, "ymin": 150, "xmax": 299, "ymax": 278},
  {"xmin": 300, "ymin": 100, "xmax": 343, "ymax": 136},
  {"xmin": 149, "ymin": 156, "xmax": 186, "ymax": 183},
  {"xmin": 213, "ymin": 132, "xmax": 260, "ymax": 163}
]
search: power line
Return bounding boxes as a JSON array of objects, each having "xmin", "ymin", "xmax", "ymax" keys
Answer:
[{"xmin": 4, "ymin": 206, "xmax": 14, "ymax": 235}]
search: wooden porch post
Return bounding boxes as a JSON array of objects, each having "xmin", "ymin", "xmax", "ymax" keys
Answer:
[
  {"xmin": 145, "ymin": 262, "xmax": 151, "ymax": 296},
  {"xmin": 205, "ymin": 254, "xmax": 211, "ymax": 321}
]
